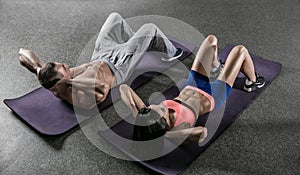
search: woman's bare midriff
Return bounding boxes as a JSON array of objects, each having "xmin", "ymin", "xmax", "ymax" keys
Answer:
[{"xmin": 174, "ymin": 86, "xmax": 211, "ymax": 117}]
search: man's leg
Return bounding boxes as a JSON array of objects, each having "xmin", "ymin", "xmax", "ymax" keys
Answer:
[
  {"xmin": 92, "ymin": 13, "xmax": 135, "ymax": 59},
  {"xmin": 126, "ymin": 23, "xmax": 177, "ymax": 58},
  {"xmin": 114, "ymin": 23, "xmax": 178, "ymax": 83}
]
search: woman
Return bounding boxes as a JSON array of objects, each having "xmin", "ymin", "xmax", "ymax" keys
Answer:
[{"xmin": 119, "ymin": 35, "xmax": 265, "ymax": 144}]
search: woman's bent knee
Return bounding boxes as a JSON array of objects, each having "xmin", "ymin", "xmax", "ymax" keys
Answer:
[
  {"xmin": 204, "ymin": 34, "xmax": 218, "ymax": 46},
  {"xmin": 234, "ymin": 45, "xmax": 247, "ymax": 53}
]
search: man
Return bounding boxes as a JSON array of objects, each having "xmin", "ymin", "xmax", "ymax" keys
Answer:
[{"xmin": 19, "ymin": 12, "xmax": 183, "ymax": 110}]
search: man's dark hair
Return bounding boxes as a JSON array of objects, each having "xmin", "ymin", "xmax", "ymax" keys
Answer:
[
  {"xmin": 133, "ymin": 107, "xmax": 168, "ymax": 141},
  {"xmin": 38, "ymin": 62, "xmax": 60, "ymax": 89}
]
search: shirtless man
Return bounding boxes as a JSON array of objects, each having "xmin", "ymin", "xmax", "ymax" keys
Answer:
[{"xmin": 18, "ymin": 13, "xmax": 182, "ymax": 110}]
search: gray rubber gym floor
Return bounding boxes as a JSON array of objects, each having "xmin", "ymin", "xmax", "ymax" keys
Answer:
[{"xmin": 1, "ymin": 0, "xmax": 299, "ymax": 174}]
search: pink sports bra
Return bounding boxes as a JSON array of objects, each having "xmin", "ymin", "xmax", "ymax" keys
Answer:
[{"xmin": 163, "ymin": 99, "xmax": 197, "ymax": 127}]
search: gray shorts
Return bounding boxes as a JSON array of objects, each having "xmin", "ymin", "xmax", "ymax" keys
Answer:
[{"xmin": 91, "ymin": 13, "xmax": 177, "ymax": 85}]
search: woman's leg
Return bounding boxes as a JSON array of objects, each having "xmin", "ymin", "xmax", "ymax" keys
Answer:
[
  {"xmin": 191, "ymin": 35, "xmax": 221, "ymax": 77},
  {"xmin": 217, "ymin": 45, "xmax": 257, "ymax": 87}
]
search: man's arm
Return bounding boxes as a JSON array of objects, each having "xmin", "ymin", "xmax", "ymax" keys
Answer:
[
  {"xmin": 17, "ymin": 48, "xmax": 107, "ymax": 110},
  {"xmin": 18, "ymin": 48, "xmax": 45, "ymax": 75},
  {"xmin": 53, "ymin": 78, "xmax": 111, "ymax": 110}
]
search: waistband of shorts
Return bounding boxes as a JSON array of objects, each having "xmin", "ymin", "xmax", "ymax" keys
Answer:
[{"xmin": 185, "ymin": 85, "xmax": 215, "ymax": 111}]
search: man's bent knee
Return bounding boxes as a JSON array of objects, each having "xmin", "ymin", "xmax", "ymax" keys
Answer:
[
  {"xmin": 108, "ymin": 12, "xmax": 122, "ymax": 20},
  {"xmin": 140, "ymin": 23, "xmax": 159, "ymax": 31}
]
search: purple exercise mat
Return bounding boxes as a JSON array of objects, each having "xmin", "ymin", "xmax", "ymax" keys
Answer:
[
  {"xmin": 98, "ymin": 45, "xmax": 282, "ymax": 175},
  {"xmin": 3, "ymin": 39, "xmax": 195, "ymax": 135}
]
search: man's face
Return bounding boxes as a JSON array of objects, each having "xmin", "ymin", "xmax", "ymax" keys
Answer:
[{"xmin": 53, "ymin": 62, "xmax": 72, "ymax": 80}]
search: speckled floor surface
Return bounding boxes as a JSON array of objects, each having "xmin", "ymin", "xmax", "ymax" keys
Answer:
[{"xmin": 0, "ymin": 0, "xmax": 299, "ymax": 174}]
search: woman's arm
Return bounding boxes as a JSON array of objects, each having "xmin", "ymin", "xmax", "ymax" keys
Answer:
[
  {"xmin": 164, "ymin": 126, "xmax": 207, "ymax": 145},
  {"xmin": 119, "ymin": 84, "xmax": 146, "ymax": 117}
]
